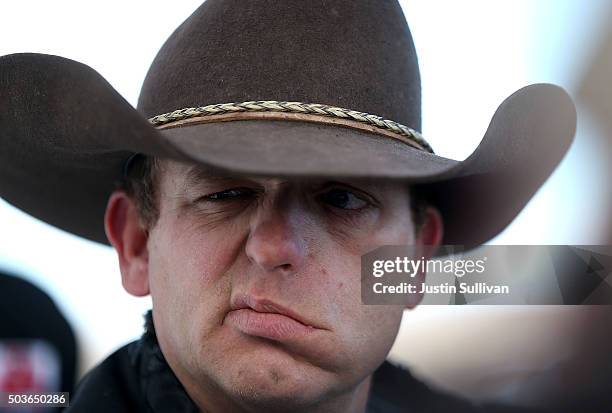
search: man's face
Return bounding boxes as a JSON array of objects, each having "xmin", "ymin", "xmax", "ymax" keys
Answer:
[{"xmin": 139, "ymin": 160, "xmax": 421, "ymax": 409}]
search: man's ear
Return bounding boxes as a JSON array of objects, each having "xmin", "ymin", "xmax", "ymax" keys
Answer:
[
  {"xmin": 416, "ymin": 206, "xmax": 444, "ymax": 250},
  {"xmin": 406, "ymin": 206, "xmax": 444, "ymax": 309},
  {"xmin": 104, "ymin": 190, "xmax": 150, "ymax": 297}
]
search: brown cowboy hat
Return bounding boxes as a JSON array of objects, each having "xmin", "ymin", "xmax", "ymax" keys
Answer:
[{"xmin": 0, "ymin": 0, "xmax": 576, "ymax": 249}]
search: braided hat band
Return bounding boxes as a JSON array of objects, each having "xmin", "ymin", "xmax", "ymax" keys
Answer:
[{"xmin": 148, "ymin": 101, "xmax": 434, "ymax": 154}]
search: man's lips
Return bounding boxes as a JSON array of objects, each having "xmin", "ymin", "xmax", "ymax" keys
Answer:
[{"xmin": 226, "ymin": 294, "xmax": 321, "ymax": 340}]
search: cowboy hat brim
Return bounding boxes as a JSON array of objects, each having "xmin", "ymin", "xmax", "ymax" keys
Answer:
[{"xmin": 0, "ymin": 53, "xmax": 576, "ymax": 248}]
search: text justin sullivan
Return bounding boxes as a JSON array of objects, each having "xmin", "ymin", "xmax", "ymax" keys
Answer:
[{"xmin": 373, "ymin": 282, "xmax": 510, "ymax": 294}]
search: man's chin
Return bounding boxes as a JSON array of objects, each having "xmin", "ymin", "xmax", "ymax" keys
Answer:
[
  {"xmin": 221, "ymin": 325, "xmax": 341, "ymax": 373},
  {"xmin": 214, "ymin": 351, "xmax": 335, "ymax": 408},
  {"xmin": 221, "ymin": 367, "xmax": 326, "ymax": 410}
]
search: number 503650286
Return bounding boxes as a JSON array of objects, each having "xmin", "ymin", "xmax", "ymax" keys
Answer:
[{"xmin": 2, "ymin": 392, "xmax": 69, "ymax": 407}]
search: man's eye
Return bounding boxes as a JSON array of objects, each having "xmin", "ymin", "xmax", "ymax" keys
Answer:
[
  {"xmin": 320, "ymin": 189, "xmax": 368, "ymax": 210},
  {"xmin": 203, "ymin": 188, "xmax": 254, "ymax": 201}
]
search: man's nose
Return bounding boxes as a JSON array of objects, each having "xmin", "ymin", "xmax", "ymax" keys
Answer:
[{"xmin": 245, "ymin": 199, "xmax": 308, "ymax": 275}]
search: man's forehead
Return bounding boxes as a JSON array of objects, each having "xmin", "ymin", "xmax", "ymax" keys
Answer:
[
  {"xmin": 155, "ymin": 159, "xmax": 294, "ymax": 190},
  {"xmin": 160, "ymin": 158, "xmax": 407, "ymax": 191}
]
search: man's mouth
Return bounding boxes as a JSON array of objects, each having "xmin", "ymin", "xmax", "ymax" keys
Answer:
[{"xmin": 225, "ymin": 294, "xmax": 320, "ymax": 341}]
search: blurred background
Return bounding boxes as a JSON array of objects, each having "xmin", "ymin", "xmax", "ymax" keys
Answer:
[{"xmin": 0, "ymin": 0, "xmax": 610, "ymax": 411}]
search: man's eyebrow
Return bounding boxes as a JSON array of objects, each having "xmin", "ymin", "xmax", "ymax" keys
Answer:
[{"xmin": 183, "ymin": 164, "xmax": 252, "ymax": 187}]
